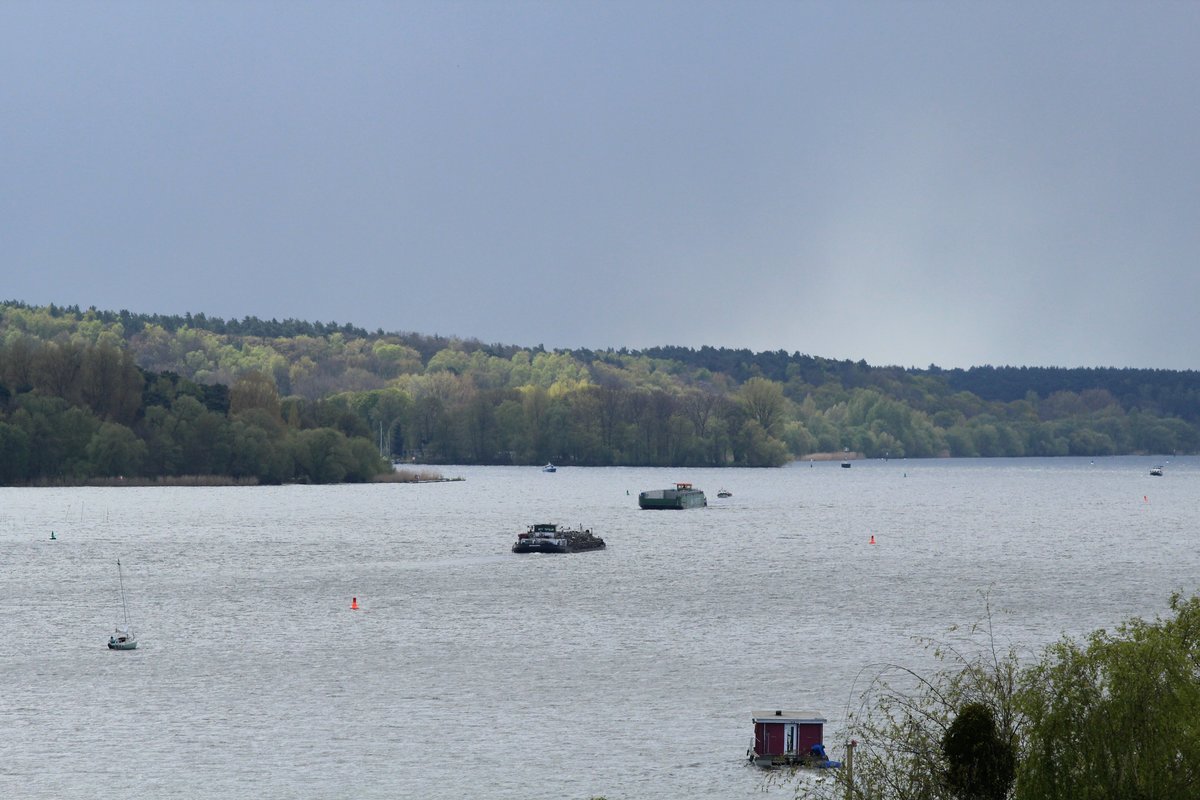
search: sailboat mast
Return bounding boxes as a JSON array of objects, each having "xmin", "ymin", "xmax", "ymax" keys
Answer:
[{"xmin": 117, "ymin": 559, "xmax": 130, "ymax": 625}]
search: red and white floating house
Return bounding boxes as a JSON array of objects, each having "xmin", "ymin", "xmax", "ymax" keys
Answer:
[{"xmin": 749, "ymin": 710, "xmax": 832, "ymax": 768}]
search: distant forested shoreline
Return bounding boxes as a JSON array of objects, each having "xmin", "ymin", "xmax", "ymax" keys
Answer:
[{"xmin": 1, "ymin": 300, "xmax": 1197, "ymax": 484}]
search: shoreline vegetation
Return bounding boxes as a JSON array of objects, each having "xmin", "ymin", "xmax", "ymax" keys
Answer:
[
  {"xmin": 802, "ymin": 451, "xmax": 863, "ymax": 461},
  {"xmin": 802, "ymin": 593, "xmax": 1200, "ymax": 800},
  {"xmin": 3, "ymin": 301, "xmax": 1199, "ymax": 487},
  {"xmin": 16, "ymin": 468, "xmax": 454, "ymax": 488}
]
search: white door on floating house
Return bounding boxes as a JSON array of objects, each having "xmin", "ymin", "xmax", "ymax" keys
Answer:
[{"xmin": 785, "ymin": 723, "xmax": 798, "ymax": 754}]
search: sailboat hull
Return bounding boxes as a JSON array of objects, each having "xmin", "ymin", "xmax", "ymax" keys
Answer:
[{"xmin": 109, "ymin": 560, "xmax": 138, "ymax": 650}]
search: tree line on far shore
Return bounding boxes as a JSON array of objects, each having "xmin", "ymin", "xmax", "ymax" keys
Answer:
[
  {"xmin": 0, "ymin": 337, "xmax": 389, "ymax": 484},
  {"xmin": 2, "ymin": 300, "xmax": 1199, "ymax": 483}
]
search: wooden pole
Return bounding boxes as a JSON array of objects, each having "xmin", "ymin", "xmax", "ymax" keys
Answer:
[{"xmin": 844, "ymin": 739, "xmax": 855, "ymax": 800}]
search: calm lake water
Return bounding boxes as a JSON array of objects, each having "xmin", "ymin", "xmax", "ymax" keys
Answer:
[{"xmin": 2, "ymin": 456, "xmax": 1197, "ymax": 799}]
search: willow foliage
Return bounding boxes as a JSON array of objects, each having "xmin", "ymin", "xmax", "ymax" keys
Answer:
[
  {"xmin": 1016, "ymin": 593, "xmax": 1200, "ymax": 800},
  {"xmin": 791, "ymin": 596, "xmax": 1200, "ymax": 800},
  {"xmin": 799, "ymin": 600, "xmax": 1023, "ymax": 800}
]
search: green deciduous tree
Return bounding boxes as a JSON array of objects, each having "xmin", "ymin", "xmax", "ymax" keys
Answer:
[
  {"xmin": 1016, "ymin": 593, "xmax": 1200, "ymax": 800},
  {"xmin": 0, "ymin": 421, "xmax": 31, "ymax": 482},
  {"xmin": 292, "ymin": 427, "xmax": 355, "ymax": 483},
  {"xmin": 804, "ymin": 600, "xmax": 1022, "ymax": 800},
  {"xmin": 86, "ymin": 421, "xmax": 147, "ymax": 477},
  {"xmin": 796, "ymin": 596, "xmax": 1200, "ymax": 800},
  {"xmin": 739, "ymin": 377, "xmax": 790, "ymax": 436},
  {"xmin": 230, "ymin": 370, "xmax": 282, "ymax": 419},
  {"xmin": 78, "ymin": 342, "xmax": 143, "ymax": 425},
  {"xmin": 736, "ymin": 419, "xmax": 789, "ymax": 467}
]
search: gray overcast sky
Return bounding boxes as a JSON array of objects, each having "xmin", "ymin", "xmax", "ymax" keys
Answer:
[{"xmin": 3, "ymin": 2, "xmax": 1198, "ymax": 370}]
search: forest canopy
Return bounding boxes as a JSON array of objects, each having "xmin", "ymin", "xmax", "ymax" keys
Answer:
[{"xmin": 2, "ymin": 300, "xmax": 1198, "ymax": 482}]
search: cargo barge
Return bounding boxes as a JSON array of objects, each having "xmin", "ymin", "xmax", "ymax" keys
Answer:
[
  {"xmin": 512, "ymin": 523, "xmax": 606, "ymax": 553},
  {"xmin": 638, "ymin": 482, "xmax": 707, "ymax": 509}
]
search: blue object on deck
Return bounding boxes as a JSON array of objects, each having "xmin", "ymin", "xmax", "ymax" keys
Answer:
[{"xmin": 809, "ymin": 743, "xmax": 840, "ymax": 768}]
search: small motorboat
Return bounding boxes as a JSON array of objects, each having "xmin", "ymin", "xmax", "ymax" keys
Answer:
[
  {"xmin": 542, "ymin": 463, "xmax": 557, "ymax": 472},
  {"xmin": 716, "ymin": 488, "xmax": 732, "ymax": 498},
  {"xmin": 1150, "ymin": 466, "xmax": 1164, "ymax": 476}
]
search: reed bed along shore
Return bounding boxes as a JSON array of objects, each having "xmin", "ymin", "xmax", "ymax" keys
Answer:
[{"xmin": 17, "ymin": 469, "xmax": 454, "ymax": 488}]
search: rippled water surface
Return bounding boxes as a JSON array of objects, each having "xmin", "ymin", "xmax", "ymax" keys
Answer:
[{"xmin": 3, "ymin": 457, "xmax": 1197, "ymax": 799}]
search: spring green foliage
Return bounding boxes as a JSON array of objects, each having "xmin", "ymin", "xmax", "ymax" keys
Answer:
[
  {"xmin": 0, "ymin": 308, "xmax": 392, "ymax": 484},
  {"xmin": 1017, "ymin": 592, "xmax": 1200, "ymax": 800},
  {"xmin": 798, "ymin": 596, "xmax": 1200, "ymax": 800},
  {"xmin": 811, "ymin": 604, "xmax": 1022, "ymax": 800},
  {"xmin": 3, "ymin": 300, "xmax": 1200, "ymax": 473}
]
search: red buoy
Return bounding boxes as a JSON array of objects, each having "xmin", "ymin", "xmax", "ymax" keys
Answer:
[
  {"xmin": 351, "ymin": 597, "xmax": 358, "ymax": 610},
  {"xmin": 869, "ymin": 535, "xmax": 876, "ymax": 545}
]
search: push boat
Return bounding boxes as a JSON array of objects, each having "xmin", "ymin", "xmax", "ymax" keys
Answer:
[
  {"xmin": 512, "ymin": 523, "xmax": 606, "ymax": 553},
  {"xmin": 638, "ymin": 482, "xmax": 707, "ymax": 510}
]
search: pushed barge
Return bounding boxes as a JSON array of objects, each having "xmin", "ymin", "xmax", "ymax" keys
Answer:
[
  {"xmin": 638, "ymin": 482, "xmax": 707, "ymax": 510},
  {"xmin": 512, "ymin": 523, "xmax": 606, "ymax": 554}
]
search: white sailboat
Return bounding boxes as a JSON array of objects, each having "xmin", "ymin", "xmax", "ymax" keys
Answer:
[{"xmin": 107, "ymin": 559, "xmax": 138, "ymax": 650}]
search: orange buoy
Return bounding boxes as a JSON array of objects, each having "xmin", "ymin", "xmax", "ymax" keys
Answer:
[
  {"xmin": 869, "ymin": 534, "xmax": 876, "ymax": 545},
  {"xmin": 351, "ymin": 597, "xmax": 359, "ymax": 610}
]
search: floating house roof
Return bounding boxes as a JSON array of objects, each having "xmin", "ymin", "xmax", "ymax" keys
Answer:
[{"xmin": 751, "ymin": 710, "xmax": 827, "ymax": 724}]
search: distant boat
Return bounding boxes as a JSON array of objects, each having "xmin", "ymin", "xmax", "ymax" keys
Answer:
[
  {"xmin": 107, "ymin": 559, "xmax": 137, "ymax": 651},
  {"xmin": 542, "ymin": 463, "xmax": 557, "ymax": 473},
  {"xmin": 717, "ymin": 488, "xmax": 732, "ymax": 498},
  {"xmin": 841, "ymin": 461, "xmax": 851, "ymax": 469},
  {"xmin": 1150, "ymin": 466, "xmax": 1164, "ymax": 476}
]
